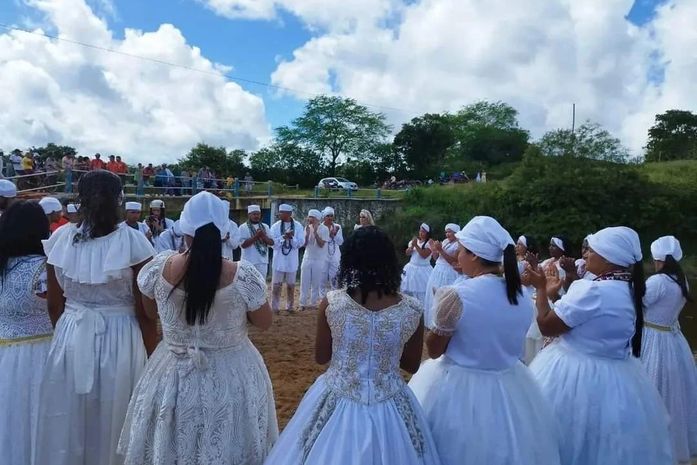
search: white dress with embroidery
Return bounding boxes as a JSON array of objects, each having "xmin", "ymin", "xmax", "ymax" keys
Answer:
[
  {"xmin": 400, "ymin": 241, "xmax": 433, "ymax": 306},
  {"xmin": 264, "ymin": 290, "xmax": 441, "ymax": 465},
  {"xmin": 0, "ymin": 256, "xmax": 52, "ymax": 465},
  {"xmin": 423, "ymin": 240, "xmax": 459, "ymax": 328},
  {"xmin": 118, "ymin": 253, "xmax": 278, "ymax": 465},
  {"xmin": 640, "ymin": 274, "xmax": 697, "ymax": 464},
  {"xmin": 409, "ymin": 276, "xmax": 560, "ymax": 465},
  {"xmin": 35, "ymin": 224, "xmax": 154, "ymax": 465}
]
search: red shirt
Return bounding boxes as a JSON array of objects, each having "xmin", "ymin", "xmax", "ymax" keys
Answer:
[
  {"xmin": 90, "ymin": 159, "xmax": 106, "ymax": 170},
  {"xmin": 142, "ymin": 167, "xmax": 155, "ymax": 178},
  {"xmin": 116, "ymin": 161, "xmax": 129, "ymax": 174},
  {"xmin": 50, "ymin": 217, "xmax": 69, "ymax": 233},
  {"xmin": 106, "ymin": 161, "xmax": 119, "ymax": 173}
]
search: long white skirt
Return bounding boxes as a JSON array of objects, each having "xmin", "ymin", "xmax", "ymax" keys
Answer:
[
  {"xmin": 34, "ymin": 306, "xmax": 147, "ymax": 465},
  {"xmin": 422, "ymin": 263, "xmax": 458, "ymax": 328},
  {"xmin": 264, "ymin": 374, "xmax": 441, "ymax": 465},
  {"xmin": 0, "ymin": 337, "xmax": 51, "ymax": 465},
  {"xmin": 401, "ymin": 264, "xmax": 432, "ymax": 307},
  {"xmin": 640, "ymin": 326, "xmax": 697, "ymax": 464},
  {"xmin": 119, "ymin": 340, "xmax": 278, "ymax": 465},
  {"xmin": 530, "ymin": 342, "xmax": 675, "ymax": 465},
  {"xmin": 409, "ymin": 357, "xmax": 560, "ymax": 465}
]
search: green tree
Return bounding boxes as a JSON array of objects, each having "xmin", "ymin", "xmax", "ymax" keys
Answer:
[
  {"xmin": 276, "ymin": 95, "xmax": 391, "ymax": 175},
  {"xmin": 179, "ymin": 143, "xmax": 247, "ymax": 176},
  {"xmin": 32, "ymin": 143, "xmax": 77, "ymax": 162},
  {"xmin": 393, "ymin": 113, "xmax": 456, "ymax": 178},
  {"xmin": 249, "ymin": 143, "xmax": 326, "ymax": 188},
  {"xmin": 645, "ymin": 110, "xmax": 697, "ymax": 162},
  {"xmin": 538, "ymin": 121, "xmax": 630, "ymax": 162}
]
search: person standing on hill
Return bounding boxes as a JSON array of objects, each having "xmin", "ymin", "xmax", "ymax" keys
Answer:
[{"xmin": 270, "ymin": 204, "xmax": 305, "ymax": 314}]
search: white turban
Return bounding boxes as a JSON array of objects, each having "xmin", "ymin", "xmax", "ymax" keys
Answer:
[
  {"xmin": 39, "ymin": 197, "xmax": 62, "ymax": 214},
  {"xmin": 650, "ymin": 236, "xmax": 682, "ymax": 262},
  {"xmin": 172, "ymin": 220, "xmax": 183, "ymax": 236},
  {"xmin": 308, "ymin": 209, "xmax": 322, "ymax": 220},
  {"xmin": 279, "ymin": 204, "xmax": 293, "ymax": 212},
  {"xmin": 517, "ymin": 235, "xmax": 527, "ymax": 248},
  {"xmin": 420, "ymin": 223, "xmax": 430, "ymax": 233},
  {"xmin": 150, "ymin": 199, "xmax": 164, "ymax": 209},
  {"xmin": 322, "ymin": 207, "xmax": 335, "ymax": 217},
  {"xmin": 445, "ymin": 223, "xmax": 461, "ymax": 233},
  {"xmin": 456, "ymin": 216, "xmax": 514, "ymax": 262},
  {"xmin": 179, "ymin": 191, "xmax": 229, "ymax": 239},
  {"xmin": 125, "ymin": 202, "xmax": 141, "ymax": 211},
  {"xmin": 551, "ymin": 237, "xmax": 565, "ymax": 252},
  {"xmin": 587, "ymin": 226, "xmax": 642, "ymax": 268},
  {"xmin": 0, "ymin": 179, "xmax": 17, "ymax": 198},
  {"xmin": 248, "ymin": 205, "xmax": 261, "ymax": 213},
  {"xmin": 66, "ymin": 204, "xmax": 79, "ymax": 214}
]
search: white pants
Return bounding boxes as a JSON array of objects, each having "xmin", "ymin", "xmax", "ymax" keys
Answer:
[
  {"xmin": 271, "ymin": 270, "xmax": 297, "ymax": 312},
  {"xmin": 272, "ymin": 270, "xmax": 297, "ymax": 286},
  {"xmin": 326, "ymin": 258, "xmax": 340, "ymax": 290},
  {"xmin": 300, "ymin": 259, "xmax": 328, "ymax": 307}
]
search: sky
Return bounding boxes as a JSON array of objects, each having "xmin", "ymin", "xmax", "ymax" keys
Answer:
[{"xmin": 1, "ymin": 0, "xmax": 694, "ymax": 164}]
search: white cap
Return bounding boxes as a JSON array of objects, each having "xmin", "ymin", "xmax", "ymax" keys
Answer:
[
  {"xmin": 517, "ymin": 235, "xmax": 527, "ymax": 247},
  {"xmin": 0, "ymin": 180, "xmax": 17, "ymax": 198},
  {"xmin": 650, "ymin": 235, "xmax": 682, "ymax": 262},
  {"xmin": 420, "ymin": 223, "xmax": 430, "ymax": 233},
  {"xmin": 66, "ymin": 204, "xmax": 79, "ymax": 214},
  {"xmin": 125, "ymin": 202, "xmax": 141, "ymax": 211},
  {"xmin": 248, "ymin": 205, "xmax": 261, "ymax": 213},
  {"xmin": 150, "ymin": 199, "xmax": 165, "ymax": 209},
  {"xmin": 279, "ymin": 204, "xmax": 293, "ymax": 212},
  {"xmin": 322, "ymin": 206, "xmax": 335, "ymax": 217},
  {"xmin": 445, "ymin": 223, "xmax": 461, "ymax": 233},
  {"xmin": 308, "ymin": 209, "xmax": 322, "ymax": 220},
  {"xmin": 179, "ymin": 191, "xmax": 229, "ymax": 239},
  {"xmin": 587, "ymin": 226, "xmax": 642, "ymax": 268},
  {"xmin": 39, "ymin": 197, "xmax": 63, "ymax": 215},
  {"xmin": 456, "ymin": 216, "xmax": 514, "ymax": 262},
  {"xmin": 551, "ymin": 237, "xmax": 566, "ymax": 252}
]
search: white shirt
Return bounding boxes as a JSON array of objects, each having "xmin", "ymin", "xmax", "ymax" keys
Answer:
[
  {"xmin": 270, "ymin": 219, "xmax": 305, "ymax": 273},
  {"xmin": 325, "ymin": 223, "xmax": 344, "ymax": 263},
  {"xmin": 643, "ymin": 274, "xmax": 687, "ymax": 327},
  {"xmin": 222, "ymin": 220, "xmax": 240, "ymax": 260},
  {"xmin": 10, "ymin": 154, "xmax": 23, "ymax": 170},
  {"xmin": 407, "ymin": 240, "xmax": 432, "ymax": 266},
  {"xmin": 239, "ymin": 221, "xmax": 271, "ymax": 265},
  {"xmin": 119, "ymin": 220, "xmax": 150, "ymax": 237},
  {"xmin": 155, "ymin": 228, "xmax": 184, "ymax": 253},
  {"xmin": 303, "ymin": 224, "xmax": 330, "ymax": 261},
  {"xmin": 435, "ymin": 239, "xmax": 459, "ymax": 266}
]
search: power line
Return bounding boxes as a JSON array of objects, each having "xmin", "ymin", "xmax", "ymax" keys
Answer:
[{"xmin": 0, "ymin": 22, "xmax": 411, "ymax": 115}]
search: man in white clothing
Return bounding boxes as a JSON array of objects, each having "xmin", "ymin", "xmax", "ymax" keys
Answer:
[
  {"xmin": 221, "ymin": 200, "xmax": 241, "ymax": 260},
  {"xmin": 239, "ymin": 205, "xmax": 273, "ymax": 277},
  {"xmin": 299, "ymin": 209, "xmax": 330, "ymax": 310},
  {"xmin": 120, "ymin": 201, "xmax": 152, "ymax": 242},
  {"xmin": 270, "ymin": 204, "xmax": 305, "ymax": 313},
  {"xmin": 155, "ymin": 219, "xmax": 185, "ymax": 253},
  {"xmin": 322, "ymin": 206, "xmax": 344, "ymax": 291}
]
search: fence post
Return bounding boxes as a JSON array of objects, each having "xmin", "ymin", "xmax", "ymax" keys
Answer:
[
  {"xmin": 376, "ymin": 188, "xmax": 381, "ymax": 199},
  {"xmin": 315, "ymin": 186, "xmax": 320, "ymax": 198},
  {"xmin": 64, "ymin": 169, "xmax": 73, "ymax": 194},
  {"xmin": 192, "ymin": 176, "xmax": 198, "ymax": 195},
  {"xmin": 234, "ymin": 179, "xmax": 240, "ymax": 198},
  {"xmin": 267, "ymin": 181, "xmax": 272, "ymax": 197},
  {"xmin": 346, "ymin": 187, "xmax": 352, "ymax": 198}
]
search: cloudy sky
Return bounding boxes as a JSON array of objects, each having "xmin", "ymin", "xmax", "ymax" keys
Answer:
[{"xmin": 1, "ymin": 0, "xmax": 694, "ymax": 164}]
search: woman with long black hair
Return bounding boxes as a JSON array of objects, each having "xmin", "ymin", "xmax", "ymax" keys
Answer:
[
  {"xmin": 408, "ymin": 216, "xmax": 560, "ymax": 465},
  {"xmin": 35, "ymin": 170, "xmax": 156, "ymax": 465},
  {"xmin": 526, "ymin": 226, "xmax": 674, "ymax": 465},
  {"xmin": 640, "ymin": 235, "xmax": 697, "ymax": 464},
  {"xmin": 0, "ymin": 201, "xmax": 52, "ymax": 465},
  {"xmin": 118, "ymin": 191, "xmax": 277, "ymax": 465}
]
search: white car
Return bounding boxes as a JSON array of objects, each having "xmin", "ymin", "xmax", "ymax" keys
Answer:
[{"xmin": 317, "ymin": 177, "xmax": 358, "ymax": 191}]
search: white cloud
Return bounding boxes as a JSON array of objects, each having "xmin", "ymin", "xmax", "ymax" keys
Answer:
[{"xmin": 0, "ymin": 0, "xmax": 271, "ymax": 164}]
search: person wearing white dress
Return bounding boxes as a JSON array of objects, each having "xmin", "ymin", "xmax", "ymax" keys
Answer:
[
  {"xmin": 145, "ymin": 199, "xmax": 175, "ymax": 240},
  {"xmin": 35, "ymin": 170, "xmax": 158, "ymax": 465},
  {"xmin": 400, "ymin": 223, "xmax": 433, "ymax": 306},
  {"xmin": 270, "ymin": 204, "xmax": 305, "ymax": 313},
  {"xmin": 516, "ymin": 235, "xmax": 543, "ymax": 364},
  {"xmin": 299, "ymin": 209, "xmax": 330, "ymax": 310},
  {"xmin": 264, "ymin": 226, "xmax": 441, "ymax": 465},
  {"xmin": 221, "ymin": 200, "xmax": 241, "ymax": 260},
  {"xmin": 120, "ymin": 202, "xmax": 153, "ymax": 243},
  {"xmin": 640, "ymin": 235, "xmax": 697, "ymax": 464},
  {"xmin": 0, "ymin": 201, "xmax": 53, "ymax": 465},
  {"xmin": 526, "ymin": 226, "xmax": 674, "ymax": 465},
  {"xmin": 155, "ymin": 219, "xmax": 185, "ymax": 253},
  {"xmin": 409, "ymin": 216, "xmax": 561, "ymax": 465},
  {"xmin": 239, "ymin": 205, "xmax": 273, "ymax": 278},
  {"xmin": 423, "ymin": 223, "xmax": 460, "ymax": 328},
  {"xmin": 322, "ymin": 206, "xmax": 344, "ymax": 291},
  {"xmin": 118, "ymin": 191, "xmax": 278, "ymax": 465}
]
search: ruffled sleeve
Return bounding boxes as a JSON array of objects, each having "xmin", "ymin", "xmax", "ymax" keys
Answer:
[
  {"xmin": 43, "ymin": 224, "xmax": 155, "ymax": 285},
  {"xmin": 643, "ymin": 275, "xmax": 665, "ymax": 308},
  {"xmin": 553, "ymin": 279, "xmax": 601, "ymax": 328},
  {"xmin": 432, "ymin": 287, "xmax": 463, "ymax": 336},
  {"xmin": 236, "ymin": 260, "xmax": 268, "ymax": 312},
  {"xmin": 137, "ymin": 251, "xmax": 175, "ymax": 299}
]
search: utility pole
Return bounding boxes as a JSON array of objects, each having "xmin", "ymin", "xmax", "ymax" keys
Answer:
[{"xmin": 572, "ymin": 103, "xmax": 576, "ymax": 133}]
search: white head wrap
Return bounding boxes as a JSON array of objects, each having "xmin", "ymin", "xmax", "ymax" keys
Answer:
[
  {"xmin": 172, "ymin": 220, "xmax": 183, "ymax": 236},
  {"xmin": 125, "ymin": 201, "xmax": 141, "ymax": 211},
  {"xmin": 322, "ymin": 207, "xmax": 335, "ymax": 217},
  {"xmin": 248, "ymin": 205, "xmax": 261, "ymax": 213},
  {"xmin": 650, "ymin": 236, "xmax": 682, "ymax": 262},
  {"xmin": 455, "ymin": 216, "xmax": 514, "ymax": 262},
  {"xmin": 150, "ymin": 199, "xmax": 164, "ymax": 209},
  {"xmin": 587, "ymin": 226, "xmax": 642, "ymax": 267},
  {"xmin": 0, "ymin": 179, "xmax": 17, "ymax": 198},
  {"xmin": 39, "ymin": 197, "xmax": 63, "ymax": 214},
  {"xmin": 279, "ymin": 204, "xmax": 293, "ymax": 212},
  {"xmin": 66, "ymin": 204, "xmax": 79, "ymax": 214},
  {"xmin": 420, "ymin": 223, "xmax": 430, "ymax": 233},
  {"xmin": 517, "ymin": 235, "xmax": 527, "ymax": 248},
  {"xmin": 308, "ymin": 209, "xmax": 322, "ymax": 220},
  {"xmin": 445, "ymin": 223, "xmax": 461, "ymax": 233},
  {"xmin": 179, "ymin": 191, "xmax": 229, "ymax": 239},
  {"xmin": 551, "ymin": 237, "xmax": 565, "ymax": 252}
]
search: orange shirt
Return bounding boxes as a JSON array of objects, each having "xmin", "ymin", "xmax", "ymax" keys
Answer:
[
  {"xmin": 116, "ymin": 161, "xmax": 128, "ymax": 174},
  {"xmin": 106, "ymin": 161, "xmax": 119, "ymax": 173},
  {"xmin": 90, "ymin": 159, "xmax": 106, "ymax": 170},
  {"xmin": 50, "ymin": 216, "xmax": 69, "ymax": 233}
]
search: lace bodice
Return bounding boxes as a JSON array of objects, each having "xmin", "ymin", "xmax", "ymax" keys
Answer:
[
  {"xmin": 0, "ymin": 256, "xmax": 52, "ymax": 339},
  {"xmin": 324, "ymin": 290, "xmax": 422, "ymax": 404},
  {"xmin": 138, "ymin": 252, "xmax": 268, "ymax": 350},
  {"xmin": 643, "ymin": 274, "xmax": 687, "ymax": 326}
]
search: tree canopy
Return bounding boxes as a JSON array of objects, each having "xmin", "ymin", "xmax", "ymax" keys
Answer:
[
  {"xmin": 645, "ymin": 110, "xmax": 697, "ymax": 162},
  {"xmin": 179, "ymin": 143, "xmax": 246, "ymax": 176},
  {"xmin": 538, "ymin": 121, "xmax": 630, "ymax": 163}
]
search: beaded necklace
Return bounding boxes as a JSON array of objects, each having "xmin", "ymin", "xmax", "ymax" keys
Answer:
[
  {"xmin": 593, "ymin": 270, "xmax": 632, "ymax": 282},
  {"xmin": 280, "ymin": 220, "xmax": 295, "ymax": 256},
  {"xmin": 327, "ymin": 223, "xmax": 339, "ymax": 257},
  {"xmin": 247, "ymin": 220, "xmax": 268, "ymax": 258}
]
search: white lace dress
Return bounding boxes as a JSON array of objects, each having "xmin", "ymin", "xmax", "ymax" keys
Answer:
[
  {"xmin": 35, "ymin": 224, "xmax": 154, "ymax": 465},
  {"xmin": 0, "ymin": 256, "xmax": 52, "ymax": 465},
  {"xmin": 118, "ymin": 253, "xmax": 278, "ymax": 465},
  {"xmin": 400, "ymin": 241, "xmax": 433, "ymax": 306},
  {"xmin": 640, "ymin": 274, "xmax": 697, "ymax": 464},
  {"xmin": 423, "ymin": 240, "xmax": 459, "ymax": 328},
  {"xmin": 264, "ymin": 290, "xmax": 441, "ymax": 465}
]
